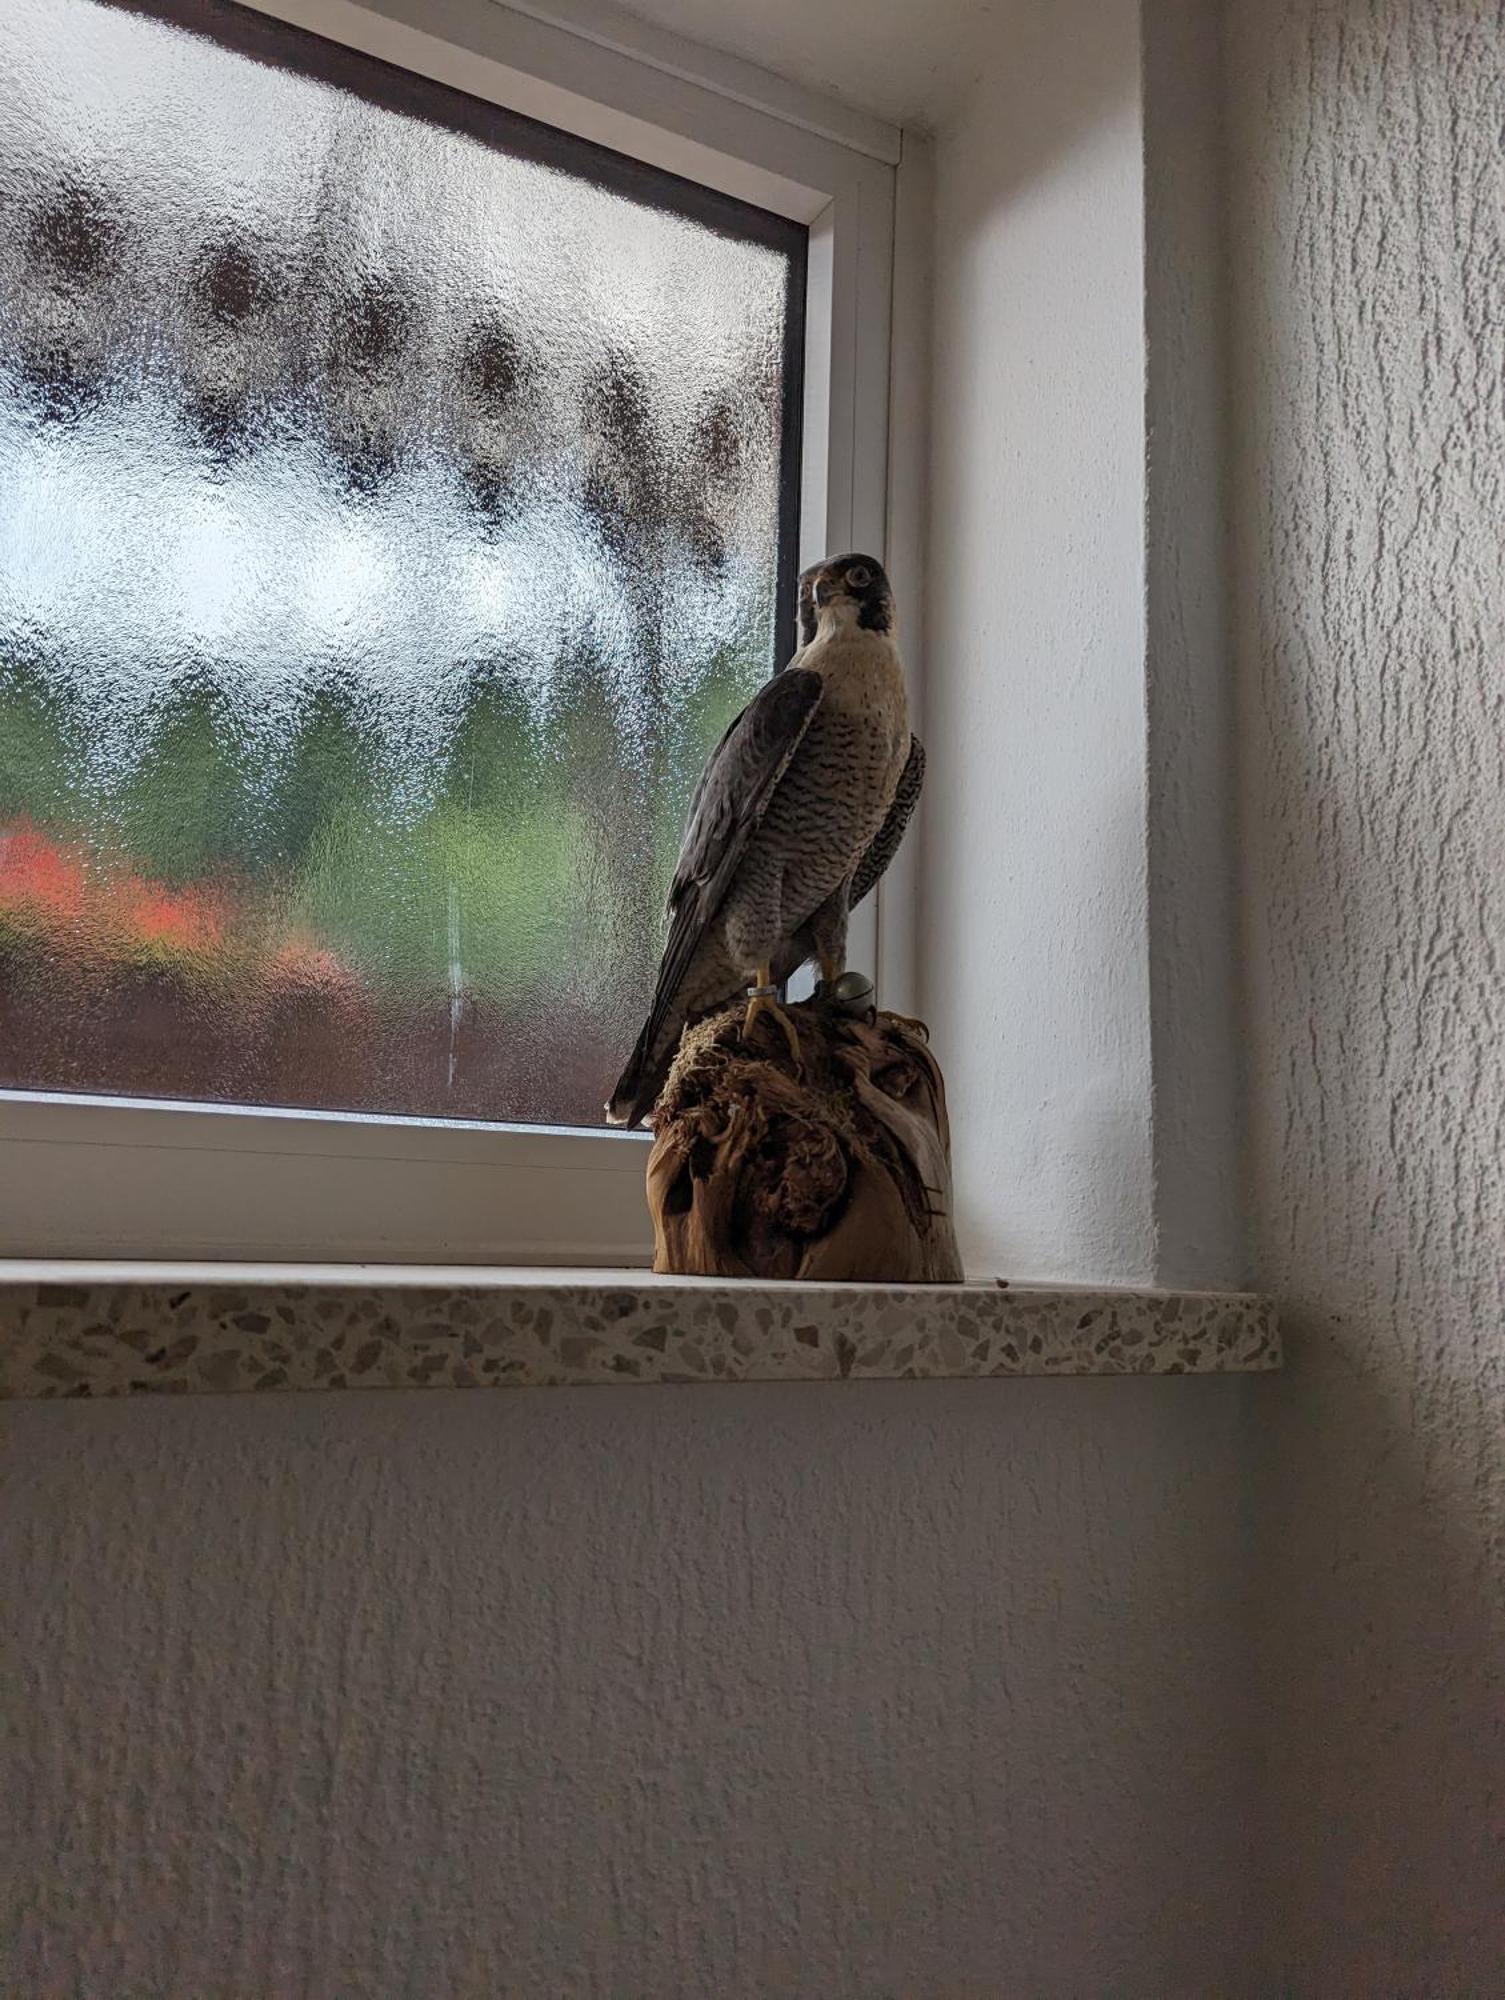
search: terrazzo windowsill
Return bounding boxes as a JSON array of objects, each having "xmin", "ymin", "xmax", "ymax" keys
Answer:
[{"xmin": 0, "ymin": 1263, "xmax": 1279, "ymax": 1399}]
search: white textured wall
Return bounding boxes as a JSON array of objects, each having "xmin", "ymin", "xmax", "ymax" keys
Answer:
[
  {"xmin": 1226, "ymin": 0, "xmax": 1505, "ymax": 1986},
  {"xmin": 923, "ymin": 0, "xmax": 1158, "ymax": 1282},
  {"xmin": 4, "ymin": 1381, "xmax": 1257, "ymax": 1997}
]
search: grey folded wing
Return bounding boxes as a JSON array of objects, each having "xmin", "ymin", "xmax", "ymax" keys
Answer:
[
  {"xmin": 634, "ymin": 667, "xmax": 826, "ymax": 1060},
  {"xmin": 849, "ymin": 733, "xmax": 925, "ymax": 908}
]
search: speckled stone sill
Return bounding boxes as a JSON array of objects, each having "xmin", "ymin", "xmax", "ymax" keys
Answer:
[{"xmin": 0, "ymin": 1263, "xmax": 1280, "ymax": 1399}]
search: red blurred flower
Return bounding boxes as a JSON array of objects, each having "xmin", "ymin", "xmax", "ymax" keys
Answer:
[
  {"xmin": 0, "ymin": 820, "xmax": 87, "ymax": 919},
  {"xmin": 1, "ymin": 820, "xmax": 365, "ymax": 1005},
  {"xmin": 123, "ymin": 882, "xmax": 225, "ymax": 955},
  {"xmin": 269, "ymin": 937, "xmax": 360, "ymax": 995}
]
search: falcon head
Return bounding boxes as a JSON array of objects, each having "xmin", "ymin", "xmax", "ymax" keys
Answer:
[{"xmin": 797, "ymin": 553, "xmax": 894, "ymax": 645}]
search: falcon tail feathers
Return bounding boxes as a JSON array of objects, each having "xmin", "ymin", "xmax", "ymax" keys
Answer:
[
  {"xmin": 605, "ymin": 904, "xmax": 724, "ymax": 1126},
  {"xmin": 604, "ymin": 1011, "xmax": 668, "ymax": 1129},
  {"xmin": 605, "ymin": 670, "xmax": 826, "ymax": 1129}
]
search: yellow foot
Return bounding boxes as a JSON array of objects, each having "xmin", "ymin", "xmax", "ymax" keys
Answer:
[
  {"xmin": 743, "ymin": 973, "xmax": 802, "ymax": 1068},
  {"xmin": 815, "ymin": 952, "xmax": 843, "ymax": 998}
]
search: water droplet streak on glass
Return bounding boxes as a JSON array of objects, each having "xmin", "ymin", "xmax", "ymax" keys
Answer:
[{"xmin": 0, "ymin": 0, "xmax": 796, "ymax": 1125}]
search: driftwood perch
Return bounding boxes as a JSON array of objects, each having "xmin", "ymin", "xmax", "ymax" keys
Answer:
[{"xmin": 645, "ymin": 995, "xmax": 964, "ymax": 1282}]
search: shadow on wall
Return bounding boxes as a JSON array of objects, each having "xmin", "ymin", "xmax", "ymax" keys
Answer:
[
  {"xmin": 933, "ymin": 0, "xmax": 1139, "ymax": 205},
  {"xmin": 1252, "ymin": 1329, "xmax": 1505, "ymax": 1984},
  {"xmin": 2, "ymin": 1373, "xmax": 1260, "ymax": 1996},
  {"xmin": 1229, "ymin": 0, "xmax": 1505, "ymax": 1985}
]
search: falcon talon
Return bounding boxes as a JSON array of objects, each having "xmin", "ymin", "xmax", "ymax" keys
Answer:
[{"xmin": 741, "ymin": 957, "xmax": 800, "ymax": 1065}]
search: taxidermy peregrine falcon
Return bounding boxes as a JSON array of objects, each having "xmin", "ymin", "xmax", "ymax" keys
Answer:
[{"xmin": 605, "ymin": 552, "xmax": 924, "ymax": 1128}]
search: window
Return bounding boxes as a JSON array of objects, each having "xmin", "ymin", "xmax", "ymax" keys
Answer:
[
  {"xmin": 0, "ymin": 0, "xmax": 901, "ymax": 1262},
  {"xmin": 1, "ymin": 0, "xmax": 804, "ymax": 1129}
]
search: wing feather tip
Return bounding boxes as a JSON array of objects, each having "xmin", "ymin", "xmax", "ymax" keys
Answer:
[{"xmin": 604, "ymin": 1073, "xmax": 645, "ymax": 1128}]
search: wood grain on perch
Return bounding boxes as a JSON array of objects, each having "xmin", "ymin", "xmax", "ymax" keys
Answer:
[{"xmin": 646, "ymin": 997, "xmax": 964, "ymax": 1282}]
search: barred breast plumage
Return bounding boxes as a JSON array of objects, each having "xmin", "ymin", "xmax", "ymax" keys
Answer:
[{"xmin": 718, "ymin": 634, "xmax": 909, "ymax": 972}]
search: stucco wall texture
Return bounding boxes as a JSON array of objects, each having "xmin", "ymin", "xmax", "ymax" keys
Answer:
[
  {"xmin": 3, "ymin": 1380, "xmax": 1257, "ymax": 1997},
  {"xmin": 1227, "ymin": 0, "xmax": 1505, "ymax": 1986}
]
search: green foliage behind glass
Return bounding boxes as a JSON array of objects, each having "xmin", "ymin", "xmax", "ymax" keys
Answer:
[{"xmin": 1, "ymin": 642, "xmax": 762, "ymax": 1003}]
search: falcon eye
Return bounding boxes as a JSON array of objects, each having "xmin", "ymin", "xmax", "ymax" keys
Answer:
[{"xmin": 845, "ymin": 564, "xmax": 872, "ymax": 589}]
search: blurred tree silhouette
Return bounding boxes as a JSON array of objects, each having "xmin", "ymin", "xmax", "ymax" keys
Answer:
[
  {"xmin": 0, "ymin": 661, "xmax": 76, "ymax": 828},
  {"xmin": 580, "ymin": 350, "xmax": 762, "ymax": 989}
]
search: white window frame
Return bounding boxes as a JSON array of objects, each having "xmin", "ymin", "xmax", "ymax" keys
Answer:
[{"xmin": 0, "ymin": 0, "xmax": 909, "ymax": 1265}]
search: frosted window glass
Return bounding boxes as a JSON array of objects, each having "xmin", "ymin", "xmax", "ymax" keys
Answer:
[{"xmin": 0, "ymin": 0, "xmax": 801, "ymax": 1127}]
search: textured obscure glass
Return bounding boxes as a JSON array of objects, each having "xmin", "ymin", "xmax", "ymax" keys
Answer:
[{"xmin": 0, "ymin": 0, "xmax": 798, "ymax": 1125}]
